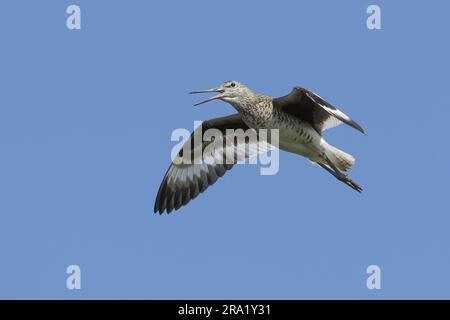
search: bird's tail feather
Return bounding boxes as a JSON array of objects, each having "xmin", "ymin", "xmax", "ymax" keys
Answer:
[{"xmin": 324, "ymin": 144, "xmax": 355, "ymax": 171}]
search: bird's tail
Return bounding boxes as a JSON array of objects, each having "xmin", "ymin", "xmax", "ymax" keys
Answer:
[{"xmin": 323, "ymin": 143, "xmax": 355, "ymax": 171}]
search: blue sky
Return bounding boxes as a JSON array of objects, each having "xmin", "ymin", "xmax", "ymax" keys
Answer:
[{"xmin": 1, "ymin": 0, "xmax": 449, "ymax": 299}]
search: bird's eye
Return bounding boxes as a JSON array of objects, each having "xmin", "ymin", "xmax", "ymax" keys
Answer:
[{"xmin": 230, "ymin": 82, "xmax": 236, "ymax": 87}]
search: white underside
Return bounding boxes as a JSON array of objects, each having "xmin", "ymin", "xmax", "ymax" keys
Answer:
[
  {"xmin": 278, "ymin": 127, "xmax": 355, "ymax": 170},
  {"xmin": 264, "ymin": 116, "xmax": 354, "ymax": 170},
  {"xmin": 239, "ymin": 111, "xmax": 355, "ymax": 170},
  {"xmin": 278, "ymin": 126, "xmax": 324, "ymax": 162},
  {"xmin": 260, "ymin": 116, "xmax": 325, "ymax": 162}
]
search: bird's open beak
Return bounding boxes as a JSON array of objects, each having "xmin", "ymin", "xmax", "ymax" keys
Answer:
[{"xmin": 190, "ymin": 87, "xmax": 225, "ymax": 106}]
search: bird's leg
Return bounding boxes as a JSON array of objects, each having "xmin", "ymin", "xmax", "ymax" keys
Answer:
[
  {"xmin": 318, "ymin": 162, "xmax": 337, "ymax": 176},
  {"xmin": 319, "ymin": 157, "xmax": 363, "ymax": 193}
]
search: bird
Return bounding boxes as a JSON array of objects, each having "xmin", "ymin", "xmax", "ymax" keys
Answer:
[{"xmin": 154, "ymin": 81, "xmax": 365, "ymax": 214}]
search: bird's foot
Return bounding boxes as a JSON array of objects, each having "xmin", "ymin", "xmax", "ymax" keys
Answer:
[{"xmin": 337, "ymin": 173, "xmax": 363, "ymax": 193}]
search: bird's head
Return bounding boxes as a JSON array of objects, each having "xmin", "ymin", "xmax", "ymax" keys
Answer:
[{"xmin": 190, "ymin": 80, "xmax": 254, "ymax": 106}]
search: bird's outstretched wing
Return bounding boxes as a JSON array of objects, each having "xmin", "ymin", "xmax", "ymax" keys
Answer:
[
  {"xmin": 272, "ymin": 87, "xmax": 365, "ymax": 135},
  {"xmin": 154, "ymin": 113, "xmax": 272, "ymax": 214}
]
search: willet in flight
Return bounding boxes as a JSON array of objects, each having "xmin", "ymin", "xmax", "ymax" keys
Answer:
[{"xmin": 154, "ymin": 81, "xmax": 365, "ymax": 214}]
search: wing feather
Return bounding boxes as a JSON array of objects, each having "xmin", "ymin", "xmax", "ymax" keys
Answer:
[
  {"xmin": 273, "ymin": 87, "xmax": 365, "ymax": 134},
  {"xmin": 154, "ymin": 114, "xmax": 273, "ymax": 214}
]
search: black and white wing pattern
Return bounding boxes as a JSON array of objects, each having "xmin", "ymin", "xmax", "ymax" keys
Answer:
[
  {"xmin": 273, "ymin": 87, "xmax": 365, "ymax": 135},
  {"xmin": 154, "ymin": 113, "xmax": 272, "ymax": 214}
]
